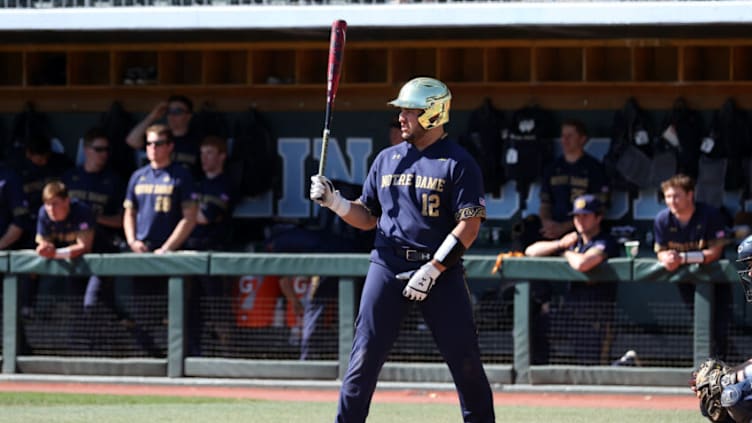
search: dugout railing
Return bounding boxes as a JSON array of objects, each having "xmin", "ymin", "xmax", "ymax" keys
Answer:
[{"xmin": 0, "ymin": 250, "xmax": 739, "ymax": 387}]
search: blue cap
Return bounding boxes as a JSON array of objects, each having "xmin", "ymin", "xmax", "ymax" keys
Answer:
[{"xmin": 569, "ymin": 194, "xmax": 601, "ymax": 215}]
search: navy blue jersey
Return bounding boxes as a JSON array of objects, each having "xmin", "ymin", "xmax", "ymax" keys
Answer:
[
  {"xmin": 187, "ymin": 172, "xmax": 233, "ymax": 250},
  {"xmin": 0, "ymin": 165, "xmax": 30, "ymax": 238},
  {"xmin": 653, "ymin": 202, "xmax": 726, "ymax": 252},
  {"xmin": 540, "ymin": 153, "xmax": 609, "ymax": 222},
  {"xmin": 35, "ymin": 200, "xmax": 95, "ymax": 248},
  {"xmin": 123, "ymin": 162, "xmax": 197, "ymax": 245},
  {"xmin": 172, "ymin": 132, "xmax": 201, "ymax": 176},
  {"xmin": 62, "ymin": 167, "xmax": 124, "ymax": 217},
  {"xmin": 359, "ymin": 136, "xmax": 486, "ymax": 256},
  {"xmin": 572, "ymin": 230, "xmax": 620, "ymax": 259}
]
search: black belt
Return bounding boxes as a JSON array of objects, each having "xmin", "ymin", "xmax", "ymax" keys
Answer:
[{"xmin": 396, "ymin": 248, "xmax": 432, "ymax": 262}]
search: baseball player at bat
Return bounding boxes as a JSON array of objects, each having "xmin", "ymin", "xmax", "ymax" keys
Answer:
[{"xmin": 310, "ymin": 77, "xmax": 495, "ymax": 423}]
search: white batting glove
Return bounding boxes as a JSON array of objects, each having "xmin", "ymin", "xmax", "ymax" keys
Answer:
[
  {"xmin": 396, "ymin": 262, "xmax": 441, "ymax": 301},
  {"xmin": 309, "ymin": 175, "xmax": 350, "ymax": 216}
]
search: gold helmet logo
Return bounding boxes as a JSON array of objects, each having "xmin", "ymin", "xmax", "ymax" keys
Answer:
[{"xmin": 574, "ymin": 198, "xmax": 587, "ymax": 210}]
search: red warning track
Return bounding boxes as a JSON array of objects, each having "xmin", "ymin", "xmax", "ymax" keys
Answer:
[{"xmin": 0, "ymin": 381, "xmax": 696, "ymax": 410}]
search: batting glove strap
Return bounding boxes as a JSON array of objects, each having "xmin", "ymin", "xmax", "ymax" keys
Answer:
[{"xmin": 397, "ymin": 262, "xmax": 441, "ymax": 301}]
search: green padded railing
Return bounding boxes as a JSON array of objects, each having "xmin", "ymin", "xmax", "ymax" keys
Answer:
[{"xmin": 0, "ymin": 251, "xmax": 740, "ymax": 382}]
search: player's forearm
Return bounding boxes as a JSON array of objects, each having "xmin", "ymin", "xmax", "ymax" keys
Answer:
[
  {"xmin": 426, "ymin": 218, "xmax": 480, "ymax": 273},
  {"xmin": 125, "ymin": 118, "xmax": 152, "ymax": 149},
  {"xmin": 161, "ymin": 217, "xmax": 197, "ymax": 251},
  {"xmin": 340, "ymin": 201, "xmax": 377, "ymax": 231},
  {"xmin": 123, "ymin": 208, "xmax": 137, "ymax": 244},
  {"xmin": 451, "ymin": 218, "xmax": 481, "ymax": 250},
  {"xmin": 701, "ymin": 245, "xmax": 724, "ymax": 264},
  {"xmin": 0, "ymin": 224, "xmax": 23, "ymax": 250},
  {"xmin": 674, "ymin": 245, "xmax": 723, "ymax": 265},
  {"xmin": 525, "ymin": 240, "xmax": 562, "ymax": 257},
  {"xmin": 564, "ymin": 250, "xmax": 604, "ymax": 272},
  {"xmin": 63, "ymin": 241, "xmax": 90, "ymax": 259},
  {"xmin": 63, "ymin": 231, "xmax": 94, "ymax": 258},
  {"xmin": 49, "ymin": 236, "xmax": 91, "ymax": 260}
]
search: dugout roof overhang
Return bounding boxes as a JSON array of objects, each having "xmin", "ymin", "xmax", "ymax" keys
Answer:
[{"xmin": 1, "ymin": 1, "xmax": 752, "ymax": 43}]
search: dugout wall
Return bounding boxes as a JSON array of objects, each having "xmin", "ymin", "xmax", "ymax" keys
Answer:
[{"xmin": 0, "ymin": 251, "xmax": 740, "ymax": 387}]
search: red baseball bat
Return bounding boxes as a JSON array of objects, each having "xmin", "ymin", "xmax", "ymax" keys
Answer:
[{"xmin": 317, "ymin": 19, "xmax": 347, "ymax": 177}]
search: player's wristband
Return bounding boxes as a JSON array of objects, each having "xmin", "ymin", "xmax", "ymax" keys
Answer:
[
  {"xmin": 433, "ymin": 234, "xmax": 466, "ymax": 268},
  {"xmin": 329, "ymin": 191, "xmax": 351, "ymax": 217},
  {"xmin": 54, "ymin": 247, "xmax": 71, "ymax": 259},
  {"xmin": 679, "ymin": 251, "xmax": 704, "ymax": 264}
]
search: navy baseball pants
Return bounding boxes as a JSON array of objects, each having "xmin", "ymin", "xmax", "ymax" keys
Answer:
[{"xmin": 335, "ymin": 260, "xmax": 495, "ymax": 423}]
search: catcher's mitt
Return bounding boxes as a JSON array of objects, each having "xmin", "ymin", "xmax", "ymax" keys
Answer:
[{"xmin": 691, "ymin": 358, "xmax": 734, "ymax": 422}]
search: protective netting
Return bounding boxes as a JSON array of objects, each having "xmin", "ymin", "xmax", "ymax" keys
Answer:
[
  {"xmin": 16, "ymin": 281, "xmax": 750, "ymax": 368},
  {"xmin": 21, "ymin": 293, "xmax": 167, "ymax": 357},
  {"xmin": 546, "ymin": 299, "xmax": 694, "ymax": 367},
  {"xmin": 387, "ymin": 297, "xmax": 514, "ymax": 364},
  {"xmin": 190, "ymin": 295, "xmax": 339, "ymax": 360},
  {"xmin": 724, "ymin": 302, "xmax": 752, "ymax": 365}
]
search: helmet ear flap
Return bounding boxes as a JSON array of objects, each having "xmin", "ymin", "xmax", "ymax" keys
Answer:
[{"xmin": 417, "ymin": 97, "xmax": 451, "ymax": 130}]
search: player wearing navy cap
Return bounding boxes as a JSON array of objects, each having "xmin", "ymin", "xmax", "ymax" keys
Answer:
[
  {"xmin": 526, "ymin": 194, "xmax": 620, "ymax": 365},
  {"xmin": 310, "ymin": 77, "xmax": 494, "ymax": 423}
]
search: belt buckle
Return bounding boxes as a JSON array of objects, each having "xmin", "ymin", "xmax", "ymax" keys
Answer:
[{"xmin": 405, "ymin": 249, "xmax": 430, "ymax": 262}]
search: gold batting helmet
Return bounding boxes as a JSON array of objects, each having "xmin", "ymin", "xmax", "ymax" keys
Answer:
[{"xmin": 388, "ymin": 77, "xmax": 451, "ymax": 130}]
